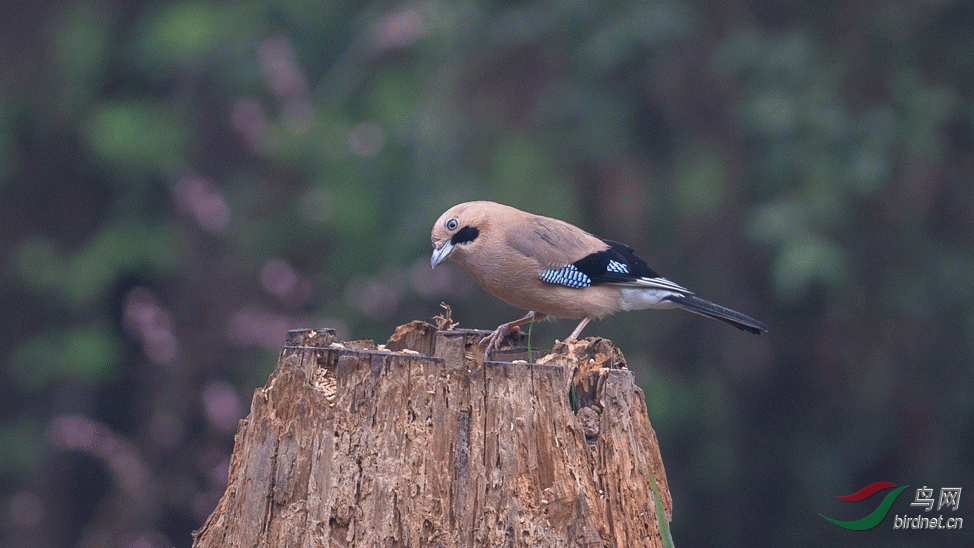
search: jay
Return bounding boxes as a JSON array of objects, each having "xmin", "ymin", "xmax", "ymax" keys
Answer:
[{"xmin": 430, "ymin": 201, "xmax": 767, "ymax": 359}]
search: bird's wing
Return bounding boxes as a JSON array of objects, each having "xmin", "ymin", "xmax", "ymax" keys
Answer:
[
  {"xmin": 504, "ymin": 215, "xmax": 608, "ymax": 271},
  {"xmin": 537, "ymin": 239, "xmax": 693, "ymax": 295}
]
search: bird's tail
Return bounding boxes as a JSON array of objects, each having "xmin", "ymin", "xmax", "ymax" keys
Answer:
[{"xmin": 664, "ymin": 294, "xmax": 767, "ymax": 334}]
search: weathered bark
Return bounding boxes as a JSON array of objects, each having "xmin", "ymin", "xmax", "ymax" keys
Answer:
[{"xmin": 192, "ymin": 322, "xmax": 672, "ymax": 547}]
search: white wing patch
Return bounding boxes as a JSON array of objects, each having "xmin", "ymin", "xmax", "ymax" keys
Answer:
[{"xmin": 607, "ymin": 260, "xmax": 629, "ymax": 273}]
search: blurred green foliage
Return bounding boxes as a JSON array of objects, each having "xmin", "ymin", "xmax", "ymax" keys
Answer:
[
  {"xmin": 2, "ymin": 0, "xmax": 973, "ymax": 547},
  {"xmin": 14, "ymin": 226, "xmax": 175, "ymax": 307},
  {"xmin": 11, "ymin": 323, "xmax": 123, "ymax": 391}
]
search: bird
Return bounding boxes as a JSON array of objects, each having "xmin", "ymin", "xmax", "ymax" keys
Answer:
[{"xmin": 430, "ymin": 201, "xmax": 767, "ymax": 360}]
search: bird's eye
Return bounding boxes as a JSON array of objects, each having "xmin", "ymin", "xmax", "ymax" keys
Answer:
[{"xmin": 445, "ymin": 218, "xmax": 459, "ymax": 231}]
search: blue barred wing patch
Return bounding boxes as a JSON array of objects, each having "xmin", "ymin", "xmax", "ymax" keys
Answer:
[{"xmin": 539, "ymin": 265, "xmax": 592, "ymax": 288}]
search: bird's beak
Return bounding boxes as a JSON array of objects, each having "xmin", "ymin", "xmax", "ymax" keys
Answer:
[{"xmin": 430, "ymin": 242, "xmax": 453, "ymax": 268}]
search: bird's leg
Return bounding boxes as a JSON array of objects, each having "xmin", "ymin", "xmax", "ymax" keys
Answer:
[
  {"xmin": 482, "ymin": 311, "xmax": 546, "ymax": 361},
  {"xmin": 564, "ymin": 317, "xmax": 592, "ymax": 342}
]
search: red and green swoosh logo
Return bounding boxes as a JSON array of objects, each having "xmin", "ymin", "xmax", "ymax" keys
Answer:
[{"xmin": 819, "ymin": 482, "xmax": 910, "ymax": 530}]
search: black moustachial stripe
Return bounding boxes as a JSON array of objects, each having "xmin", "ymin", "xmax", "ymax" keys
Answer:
[{"xmin": 451, "ymin": 226, "xmax": 479, "ymax": 245}]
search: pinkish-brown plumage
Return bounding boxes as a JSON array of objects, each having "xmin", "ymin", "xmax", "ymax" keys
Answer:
[{"xmin": 431, "ymin": 201, "xmax": 765, "ymax": 359}]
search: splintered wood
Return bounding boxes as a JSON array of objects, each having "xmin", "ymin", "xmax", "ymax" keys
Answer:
[{"xmin": 192, "ymin": 322, "xmax": 672, "ymax": 548}]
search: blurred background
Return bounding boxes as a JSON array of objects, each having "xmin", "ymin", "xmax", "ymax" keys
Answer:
[{"xmin": 2, "ymin": 1, "xmax": 972, "ymax": 547}]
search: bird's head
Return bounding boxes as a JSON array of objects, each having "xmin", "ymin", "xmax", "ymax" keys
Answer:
[{"xmin": 430, "ymin": 201, "xmax": 493, "ymax": 268}]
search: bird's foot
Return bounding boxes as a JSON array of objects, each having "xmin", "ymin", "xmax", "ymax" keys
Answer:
[
  {"xmin": 480, "ymin": 312, "xmax": 543, "ymax": 362},
  {"xmin": 480, "ymin": 323, "xmax": 520, "ymax": 362}
]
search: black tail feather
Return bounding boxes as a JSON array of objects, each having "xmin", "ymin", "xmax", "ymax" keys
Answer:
[{"xmin": 664, "ymin": 294, "xmax": 767, "ymax": 334}]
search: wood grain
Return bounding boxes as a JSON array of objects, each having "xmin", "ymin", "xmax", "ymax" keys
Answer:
[{"xmin": 193, "ymin": 323, "xmax": 671, "ymax": 547}]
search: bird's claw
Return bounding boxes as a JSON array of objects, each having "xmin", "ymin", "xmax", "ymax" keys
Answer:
[{"xmin": 481, "ymin": 324, "xmax": 519, "ymax": 362}]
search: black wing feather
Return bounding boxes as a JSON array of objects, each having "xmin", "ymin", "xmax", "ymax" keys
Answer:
[{"xmin": 572, "ymin": 239, "xmax": 660, "ymax": 285}]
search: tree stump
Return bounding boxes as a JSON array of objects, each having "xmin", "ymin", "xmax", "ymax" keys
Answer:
[{"xmin": 192, "ymin": 322, "xmax": 672, "ymax": 547}]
